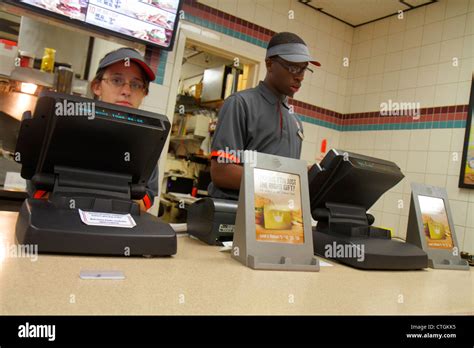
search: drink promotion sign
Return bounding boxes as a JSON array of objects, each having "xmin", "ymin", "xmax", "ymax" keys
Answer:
[{"xmin": 253, "ymin": 168, "xmax": 304, "ymax": 245}]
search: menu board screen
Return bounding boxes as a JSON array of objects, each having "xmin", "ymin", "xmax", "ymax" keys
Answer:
[{"xmin": 12, "ymin": 0, "xmax": 181, "ymax": 49}]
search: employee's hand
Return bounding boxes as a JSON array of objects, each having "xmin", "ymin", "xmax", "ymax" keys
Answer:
[{"xmin": 134, "ymin": 199, "xmax": 147, "ymax": 212}]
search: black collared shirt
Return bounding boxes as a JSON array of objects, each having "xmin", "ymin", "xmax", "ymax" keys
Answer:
[{"xmin": 209, "ymin": 81, "xmax": 304, "ymax": 200}]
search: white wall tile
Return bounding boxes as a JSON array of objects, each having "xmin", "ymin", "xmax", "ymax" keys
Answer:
[
  {"xmin": 386, "ymin": 32, "xmax": 404, "ymax": 52},
  {"xmin": 407, "ymin": 151, "xmax": 428, "ymax": 173},
  {"xmin": 371, "ymin": 37, "xmax": 388, "ymax": 56},
  {"xmin": 417, "ymin": 64, "xmax": 438, "ymax": 87},
  {"xmin": 414, "ymin": 86, "xmax": 436, "ymax": 107},
  {"xmin": 459, "ymin": 58, "xmax": 474, "ymax": 82},
  {"xmin": 463, "ymin": 228, "xmax": 473, "ymax": 253},
  {"xmin": 445, "ymin": 0, "xmax": 470, "ymax": 18},
  {"xmin": 391, "ymin": 130, "xmax": 411, "ymax": 150},
  {"xmin": 401, "ymin": 47, "xmax": 421, "ymax": 69},
  {"xmin": 439, "ymin": 37, "xmax": 465, "ymax": 63},
  {"xmin": 382, "ymin": 71, "xmax": 400, "ymax": 91},
  {"xmin": 388, "ymin": 14, "xmax": 406, "ymax": 34},
  {"xmin": 443, "ymin": 14, "xmax": 467, "ymax": 40},
  {"xmin": 426, "ymin": 151, "xmax": 450, "ymax": 174},
  {"xmin": 425, "ymin": 0, "xmax": 447, "ymax": 24},
  {"xmin": 422, "ymin": 21, "xmax": 444, "ymax": 45},
  {"xmin": 403, "ymin": 26, "xmax": 423, "ymax": 49},
  {"xmin": 368, "ymin": 55, "xmax": 386, "ymax": 75},
  {"xmin": 409, "ymin": 129, "xmax": 431, "ymax": 151},
  {"xmin": 450, "ymin": 199, "xmax": 468, "ymax": 226},
  {"xmin": 419, "ymin": 43, "xmax": 441, "ymax": 66},
  {"xmin": 399, "ymin": 68, "xmax": 419, "ymax": 89},
  {"xmin": 446, "ymin": 175, "xmax": 470, "ymax": 201},
  {"xmin": 434, "ymin": 83, "xmax": 458, "ymax": 106},
  {"xmin": 425, "ymin": 173, "xmax": 447, "ymax": 187},
  {"xmin": 429, "ymin": 129, "xmax": 453, "ymax": 151}
]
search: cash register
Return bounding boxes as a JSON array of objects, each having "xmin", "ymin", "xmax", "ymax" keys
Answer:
[
  {"xmin": 14, "ymin": 91, "xmax": 176, "ymax": 256},
  {"xmin": 308, "ymin": 149, "xmax": 427, "ymax": 269}
]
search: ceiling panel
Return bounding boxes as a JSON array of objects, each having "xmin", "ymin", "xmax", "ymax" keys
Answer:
[{"xmin": 300, "ymin": 0, "xmax": 436, "ymax": 26}]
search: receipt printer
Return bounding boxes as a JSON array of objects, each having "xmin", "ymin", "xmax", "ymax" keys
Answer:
[{"xmin": 187, "ymin": 198, "xmax": 237, "ymax": 245}]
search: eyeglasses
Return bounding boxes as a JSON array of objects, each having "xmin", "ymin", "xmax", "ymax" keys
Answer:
[
  {"xmin": 273, "ymin": 57, "xmax": 313, "ymax": 75},
  {"xmin": 101, "ymin": 77, "xmax": 146, "ymax": 92}
]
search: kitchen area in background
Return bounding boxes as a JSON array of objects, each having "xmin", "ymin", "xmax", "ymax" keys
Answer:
[
  {"xmin": 160, "ymin": 41, "xmax": 255, "ymax": 222},
  {"xmin": 0, "ymin": 8, "xmax": 95, "ymax": 210}
]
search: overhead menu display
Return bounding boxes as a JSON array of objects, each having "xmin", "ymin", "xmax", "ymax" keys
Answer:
[{"xmin": 12, "ymin": 0, "xmax": 181, "ymax": 49}]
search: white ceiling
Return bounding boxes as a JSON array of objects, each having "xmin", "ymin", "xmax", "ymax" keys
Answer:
[{"xmin": 299, "ymin": 0, "xmax": 436, "ymax": 26}]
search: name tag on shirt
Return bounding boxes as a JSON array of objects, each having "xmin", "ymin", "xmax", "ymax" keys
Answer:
[{"xmin": 297, "ymin": 129, "xmax": 304, "ymax": 140}]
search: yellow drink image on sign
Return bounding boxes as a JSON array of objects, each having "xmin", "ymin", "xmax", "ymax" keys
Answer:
[
  {"xmin": 263, "ymin": 205, "xmax": 292, "ymax": 230},
  {"xmin": 427, "ymin": 221, "xmax": 445, "ymax": 240}
]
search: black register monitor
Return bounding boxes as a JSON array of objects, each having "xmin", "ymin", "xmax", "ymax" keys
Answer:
[
  {"xmin": 308, "ymin": 149, "xmax": 427, "ymax": 270},
  {"xmin": 14, "ymin": 91, "xmax": 176, "ymax": 256}
]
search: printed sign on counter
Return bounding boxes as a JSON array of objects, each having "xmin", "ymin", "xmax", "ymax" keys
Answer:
[
  {"xmin": 79, "ymin": 209, "xmax": 136, "ymax": 228},
  {"xmin": 253, "ymin": 168, "xmax": 304, "ymax": 244}
]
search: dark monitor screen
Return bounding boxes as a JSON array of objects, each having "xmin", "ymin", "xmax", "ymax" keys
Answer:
[
  {"xmin": 15, "ymin": 91, "xmax": 170, "ymax": 194},
  {"xmin": 7, "ymin": 0, "xmax": 182, "ymax": 50},
  {"xmin": 308, "ymin": 149, "xmax": 405, "ymax": 212}
]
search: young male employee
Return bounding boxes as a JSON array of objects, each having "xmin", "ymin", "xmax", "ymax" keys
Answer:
[{"xmin": 209, "ymin": 32, "xmax": 320, "ymax": 200}]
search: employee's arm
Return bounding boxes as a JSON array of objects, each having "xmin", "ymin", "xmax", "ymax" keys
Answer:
[
  {"xmin": 209, "ymin": 94, "xmax": 247, "ymax": 191},
  {"xmin": 210, "ymin": 159, "xmax": 243, "ymax": 190}
]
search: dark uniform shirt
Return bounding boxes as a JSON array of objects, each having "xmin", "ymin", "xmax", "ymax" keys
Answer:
[{"xmin": 209, "ymin": 81, "xmax": 304, "ymax": 200}]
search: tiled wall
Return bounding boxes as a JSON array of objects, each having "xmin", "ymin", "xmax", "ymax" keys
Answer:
[
  {"xmin": 340, "ymin": 0, "xmax": 474, "ymax": 253},
  {"xmin": 346, "ymin": 0, "xmax": 473, "ymax": 122}
]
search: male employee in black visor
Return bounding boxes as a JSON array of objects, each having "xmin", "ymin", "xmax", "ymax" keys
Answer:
[{"xmin": 209, "ymin": 32, "xmax": 321, "ymax": 200}]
